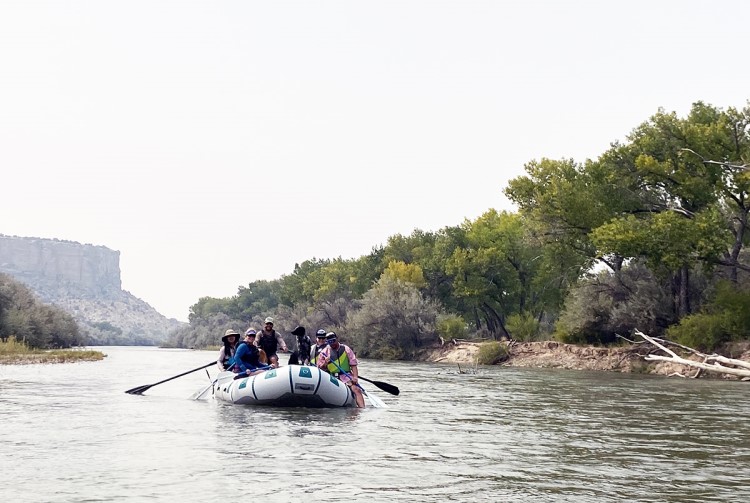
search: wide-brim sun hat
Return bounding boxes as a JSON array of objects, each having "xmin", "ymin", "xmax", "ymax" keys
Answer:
[
  {"xmin": 291, "ymin": 326, "xmax": 305, "ymax": 336},
  {"xmin": 222, "ymin": 329, "xmax": 240, "ymax": 343}
]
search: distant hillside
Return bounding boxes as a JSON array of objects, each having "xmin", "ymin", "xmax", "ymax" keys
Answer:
[{"xmin": 0, "ymin": 234, "xmax": 185, "ymax": 345}]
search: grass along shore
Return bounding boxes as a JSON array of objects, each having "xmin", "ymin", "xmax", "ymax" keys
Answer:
[{"xmin": 0, "ymin": 336, "xmax": 105, "ymax": 364}]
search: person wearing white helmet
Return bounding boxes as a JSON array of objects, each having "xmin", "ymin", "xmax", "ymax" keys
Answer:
[
  {"xmin": 255, "ymin": 316, "xmax": 288, "ymax": 368},
  {"xmin": 310, "ymin": 329, "xmax": 328, "ymax": 366}
]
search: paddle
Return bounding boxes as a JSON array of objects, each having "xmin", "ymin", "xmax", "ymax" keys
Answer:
[
  {"xmin": 357, "ymin": 376, "xmax": 399, "ymax": 396},
  {"xmin": 232, "ymin": 364, "xmax": 273, "ymax": 379},
  {"xmin": 189, "ymin": 379, "xmax": 217, "ymax": 400},
  {"xmin": 125, "ymin": 361, "xmax": 216, "ymax": 395}
]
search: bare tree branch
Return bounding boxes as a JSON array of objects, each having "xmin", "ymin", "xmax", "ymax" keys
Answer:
[{"xmin": 635, "ymin": 329, "xmax": 750, "ymax": 378}]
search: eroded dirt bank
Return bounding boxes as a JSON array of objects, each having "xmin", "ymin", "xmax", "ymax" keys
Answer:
[{"xmin": 418, "ymin": 340, "xmax": 750, "ymax": 379}]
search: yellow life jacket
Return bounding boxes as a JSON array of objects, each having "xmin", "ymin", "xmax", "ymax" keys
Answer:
[
  {"xmin": 311, "ymin": 344, "xmax": 326, "ymax": 366},
  {"xmin": 325, "ymin": 345, "xmax": 351, "ymax": 375}
]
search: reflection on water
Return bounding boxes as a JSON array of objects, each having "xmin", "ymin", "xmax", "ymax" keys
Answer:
[{"xmin": 1, "ymin": 347, "xmax": 749, "ymax": 502}]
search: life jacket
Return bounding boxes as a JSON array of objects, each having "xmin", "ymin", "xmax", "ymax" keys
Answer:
[
  {"xmin": 311, "ymin": 343, "xmax": 326, "ymax": 366},
  {"xmin": 325, "ymin": 344, "xmax": 351, "ymax": 375},
  {"xmin": 237, "ymin": 341, "xmax": 261, "ymax": 369},
  {"xmin": 258, "ymin": 330, "xmax": 278, "ymax": 355}
]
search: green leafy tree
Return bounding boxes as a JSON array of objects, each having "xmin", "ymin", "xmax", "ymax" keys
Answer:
[{"xmin": 382, "ymin": 260, "xmax": 427, "ymax": 288}]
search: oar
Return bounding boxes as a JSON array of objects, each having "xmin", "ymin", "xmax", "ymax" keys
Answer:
[
  {"xmin": 357, "ymin": 376, "xmax": 399, "ymax": 396},
  {"xmin": 232, "ymin": 364, "xmax": 273, "ymax": 379},
  {"xmin": 190, "ymin": 379, "xmax": 217, "ymax": 400},
  {"xmin": 324, "ymin": 359, "xmax": 387, "ymax": 408},
  {"xmin": 125, "ymin": 361, "xmax": 216, "ymax": 395}
]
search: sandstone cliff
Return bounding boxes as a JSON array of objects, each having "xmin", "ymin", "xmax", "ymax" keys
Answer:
[{"xmin": 0, "ymin": 234, "xmax": 185, "ymax": 345}]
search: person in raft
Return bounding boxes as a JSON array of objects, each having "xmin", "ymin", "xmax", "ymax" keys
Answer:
[
  {"xmin": 228, "ymin": 329, "xmax": 268, "ymax": 377},
  {"xmin": 255, "ymin": 317, "xmax": 288, "ymax": 368},
  {"xmin": 291, "ymin": 325, "xmax": 312, "ymax": 365},
  {"xmin": 316, "ymin": 331, "xmax": 365, "ymax": 408},
  {"xmin": 216, "ymin": 329, "xmax": 240, "ymax": 371},
  {"xmin": 309, "ymin": 329, "xmax": 328, "ymax": 366}
]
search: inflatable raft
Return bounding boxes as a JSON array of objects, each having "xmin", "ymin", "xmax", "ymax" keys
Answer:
[{"xmin": 213, "ymin": 364, "xmax": 357, "ymax": 408}]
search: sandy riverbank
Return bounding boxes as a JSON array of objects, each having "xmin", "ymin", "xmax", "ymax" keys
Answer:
[{"xmin": 418, "ymin": 340, "xmax": 750, "ymax": 379}]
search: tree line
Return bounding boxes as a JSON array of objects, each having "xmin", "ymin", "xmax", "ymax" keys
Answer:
[
  {"xmin": 171, "ymin": 101, "xmax": 750, "ymax": 358},
  {"xmin": 4, "ymin": 102, "xmax": 746, "ymax": 355}
]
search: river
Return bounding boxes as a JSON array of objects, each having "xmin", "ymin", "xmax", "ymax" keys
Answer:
[{"xmin": 1, "ymin": 346, "xmax": 748, "ymax": 502}]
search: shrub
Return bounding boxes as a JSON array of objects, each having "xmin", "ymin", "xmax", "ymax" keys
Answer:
[
  {"xmin": 436, "ymin": 314, "xmax": 467, "ymax": 341},
  {"xmin": 554, "ymin": 262, "xmax": 676, "ymax": 345},
  {"xmin": 477, "ymin": 341, "xmax": 509, "ymax": 365},
  {"xmin": 666, "ymin": 313, "xmax": 727, "ymax": 352},
  {"xmin": 347, "ymin": 275, "xmax": 443, "ymax": 359},
  {"xmin": 666, "ymin": 281, "xmax": 750, "ymax": 352},
  {"xmin": 506, "ymin": 313, "xmax": 540, "ymax": 341}
]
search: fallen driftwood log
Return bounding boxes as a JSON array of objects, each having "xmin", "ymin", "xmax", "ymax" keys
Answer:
[{"xmin": 635, "ymin": 329, "xmax": 750, "ymax": 380}]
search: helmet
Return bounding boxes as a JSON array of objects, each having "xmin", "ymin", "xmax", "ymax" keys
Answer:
[
  {"xmin": 325, "ymin": 331, "xmax": 338, "ymax": 341},
  {"xmin": 315, "ymin": 329, "xmax": 326, "ymax": 338}
]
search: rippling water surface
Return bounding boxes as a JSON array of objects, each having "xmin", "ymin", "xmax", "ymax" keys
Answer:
[{"xmin": 1, "ymin": 347, "xmax": 749, "ymax": 502}]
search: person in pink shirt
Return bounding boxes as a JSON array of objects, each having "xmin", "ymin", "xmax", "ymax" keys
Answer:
[{"xmin": 316, "ymin": 331, "xmax": 365, "ymax": 408}]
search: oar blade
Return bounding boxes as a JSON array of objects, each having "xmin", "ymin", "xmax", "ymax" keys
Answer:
[
  {"xmin": 370, "ymin": 380, "xmax": 399, "ymax": 396},
  {"xmin": 189, "ymin": 382, "xmax": 214, "ymax": 400},
  {"xmin": 124, "ymin": 361, "xmax": 216, "ymax": 395},
  {"xmin": 364, "ymin": 390, "xmax": 388, "ymax": 408},
  {"xmin": 359, "ymin": 376, "xmax": 399, "ymax": 395},
  {"xmin": 125, "ymin": 384, "xmax": 151, "ymax": 395}
]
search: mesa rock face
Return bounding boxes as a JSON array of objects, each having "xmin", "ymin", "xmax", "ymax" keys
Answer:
[
  {"xmin": 0, "ymin": 234, "xmax": 185, "ymax": 345},
  {"xmin": 0, "ymin": 235, "xmax": 121, "ymax": 294}
]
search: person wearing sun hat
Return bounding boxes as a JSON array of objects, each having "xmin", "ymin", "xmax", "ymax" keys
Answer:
[
  {"xmin": 255, "ymin": 316, "xmax": 288, "ymax": 368},
  {"xmin": 316, "ymin": 331, "xmax": 365, "ymax": 408},
  {"xmin": 216, "ymin": 329, "xmax": 240, "ymax": 371}
]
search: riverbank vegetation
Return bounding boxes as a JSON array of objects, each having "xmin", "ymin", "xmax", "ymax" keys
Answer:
[
  {"xmin": 0, "ymin": 336, "xmax": 104, "ymax": 364},
  {"xmin": 171, "ymin": 101, "xmax": 750, "ymax": 364},
  {"xmin": 0, "ymin": 273, "xmax": 85, "ymax": 350},
  {"xmin": 3, "ymin": 102, "xmax": 747, "ymax": 366}
]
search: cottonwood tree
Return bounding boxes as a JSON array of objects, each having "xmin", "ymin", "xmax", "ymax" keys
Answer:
[
  {"xmin": 445, "ymin": 210, "xmax": 581, "ymax": 339},
  {"xmin": 507, "ymin": 102, "xmax": 750, "ymax": 338}
]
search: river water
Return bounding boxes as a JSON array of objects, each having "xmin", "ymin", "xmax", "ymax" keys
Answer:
[{"xmin": 1, "ymin": 346, "xmax": 748, "ymax": 502}]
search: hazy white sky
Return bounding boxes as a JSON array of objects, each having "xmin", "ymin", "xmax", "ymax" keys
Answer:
[{"xmin": 1, "ymin": 1, "xmax": 748, "ymax": 321}]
